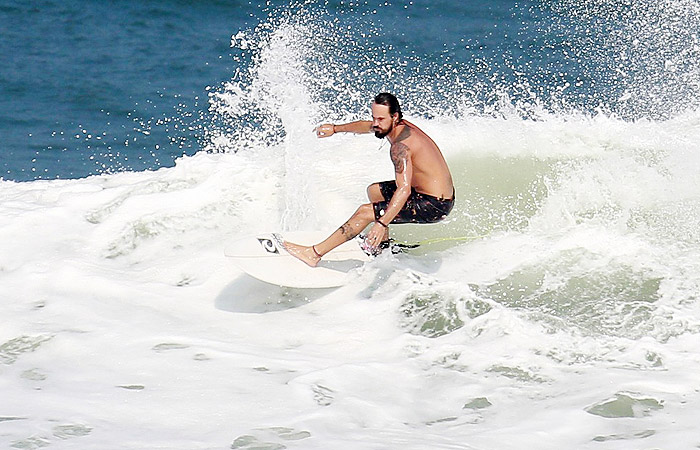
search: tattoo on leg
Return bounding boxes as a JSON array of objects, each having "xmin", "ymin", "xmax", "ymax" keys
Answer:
[{"xmin": 339, "ymin": 222, "xmax": 358, "ymax": 241}]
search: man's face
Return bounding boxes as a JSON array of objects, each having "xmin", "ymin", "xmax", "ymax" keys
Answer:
[{"xmin": 371, "ymin": 103, "xmax": 397, "ymax": 139}]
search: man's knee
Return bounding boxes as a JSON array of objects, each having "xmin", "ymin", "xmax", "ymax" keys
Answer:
[
  {"xmin": 367, "ymin": 183, "xmax": 383, "ymax": 202},
  {"xmin": 355, "ymin": 203, "xmax": 376, "ymax": 222}
]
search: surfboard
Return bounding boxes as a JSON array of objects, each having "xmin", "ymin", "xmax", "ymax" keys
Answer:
[{"xmin": 224, "ymin": 231, "xmax": 372, "ymax": 288}]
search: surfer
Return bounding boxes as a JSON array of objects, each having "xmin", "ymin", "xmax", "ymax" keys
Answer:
[{"xmin": 284, "ymin": 92, "xmax": 455, "ymax": 267}]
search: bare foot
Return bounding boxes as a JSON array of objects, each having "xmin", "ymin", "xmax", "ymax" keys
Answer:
[{"xmin": 283, "ymin": 241, "xmax": 321, "ymax": 267}]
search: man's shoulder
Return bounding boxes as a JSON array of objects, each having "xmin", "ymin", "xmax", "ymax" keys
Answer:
[
  {"xmin": 402, "ymin": 123, "xmax": 434, "ymax": 149},
  {"xmin": 395, "ymin": 123, "xmax": 413, "ymax": 143}
]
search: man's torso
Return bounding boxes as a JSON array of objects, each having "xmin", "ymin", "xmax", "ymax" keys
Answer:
[{"xmin": 398, "ymin": 121, "xmax": 454, "ymax": 199}]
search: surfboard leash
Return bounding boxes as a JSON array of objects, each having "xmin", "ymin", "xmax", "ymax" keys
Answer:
[{"xmin": 390, "ymin": 234, "xmax": 488, "ymax": 252}]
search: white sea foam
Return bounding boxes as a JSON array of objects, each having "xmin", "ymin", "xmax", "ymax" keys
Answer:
[{"xmin": 3, "ymin": 108, "xmax": 700, "ymax": 449}]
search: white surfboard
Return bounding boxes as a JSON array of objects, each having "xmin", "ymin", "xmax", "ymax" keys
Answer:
[{"xmin": 224, "ymin": 231, "xmax": 372, "ymax": 288}]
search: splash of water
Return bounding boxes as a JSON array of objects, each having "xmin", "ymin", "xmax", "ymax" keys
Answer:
[{"xmin": 530, "ymin": 0, "xmax": 700, "ymax": 118}]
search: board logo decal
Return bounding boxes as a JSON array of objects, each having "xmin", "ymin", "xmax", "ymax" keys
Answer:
[{"xmin": 257, "ymin": 237, "xmax": 280, "ymax": 254}]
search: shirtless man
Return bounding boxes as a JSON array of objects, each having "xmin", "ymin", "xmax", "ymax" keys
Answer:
[{"xmin": 284, "ymin": 92, "xmax": 454, "ymax": 267}]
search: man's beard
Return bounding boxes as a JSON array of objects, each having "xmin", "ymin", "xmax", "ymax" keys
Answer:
[{"xmin": 373, "ymin": 123, "xmax": 392, "ymax": 139}]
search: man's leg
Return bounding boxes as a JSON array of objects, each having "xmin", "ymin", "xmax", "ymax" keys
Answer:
[
  {"xmin": 367, "ymin": 182, "xmax": 384, "ymax": 202},
  {"xmin": 284, "ymin": 203, "xmax": 376, "ymax": 267}
]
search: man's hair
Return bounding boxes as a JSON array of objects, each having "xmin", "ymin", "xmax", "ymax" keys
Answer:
[{"xmin": 374, "ymin": 92, "xmax": 402, "ymax": 121}]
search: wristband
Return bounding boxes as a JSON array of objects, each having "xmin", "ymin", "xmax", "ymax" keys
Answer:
[{"xmin": 376, "ymin": 219, "xmax": 388, "ymax": 228}]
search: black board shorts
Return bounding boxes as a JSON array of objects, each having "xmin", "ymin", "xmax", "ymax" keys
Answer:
[{"xmin": 372, "ymin": 180, "xmax": 455, "ymax": 224}]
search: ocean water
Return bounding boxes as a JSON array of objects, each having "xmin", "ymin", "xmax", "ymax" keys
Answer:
[{"xmin": 3, "ymin": 0, "xmax": 700, "ymax": 449}]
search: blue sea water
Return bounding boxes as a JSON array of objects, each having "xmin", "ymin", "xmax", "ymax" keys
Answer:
[
  {"xmin": 2, "ymin": 0, "xmax": 252, "ymax": 180},
  {"xmin": 6, "ymin": 0, "xmax": 698, "ymax": 181}
]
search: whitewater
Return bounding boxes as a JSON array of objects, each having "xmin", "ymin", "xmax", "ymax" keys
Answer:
[{"xmin": 4, "ymin": 1, "xmax": 700, "ymax": 449}]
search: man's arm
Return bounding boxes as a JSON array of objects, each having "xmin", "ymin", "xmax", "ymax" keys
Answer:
[
  {"xmin": 316, "ymin": 120, "xmax": 372, "ymax": 138},
  {"xmin": 363, "ymin": 139, "xmax": 413, "ymax": 251},
  {"xmin": 377, "ymin": 141, "xmax": 412, "ymax": 225}
]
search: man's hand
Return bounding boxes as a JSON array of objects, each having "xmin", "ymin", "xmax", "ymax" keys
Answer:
[
  {"xmin": 363, "ymin": 221, "xmax": 387, "ymax": 254},
  {"xmin": 315, "ymin": 123, "xmax": 335, "ymax": 138}
]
